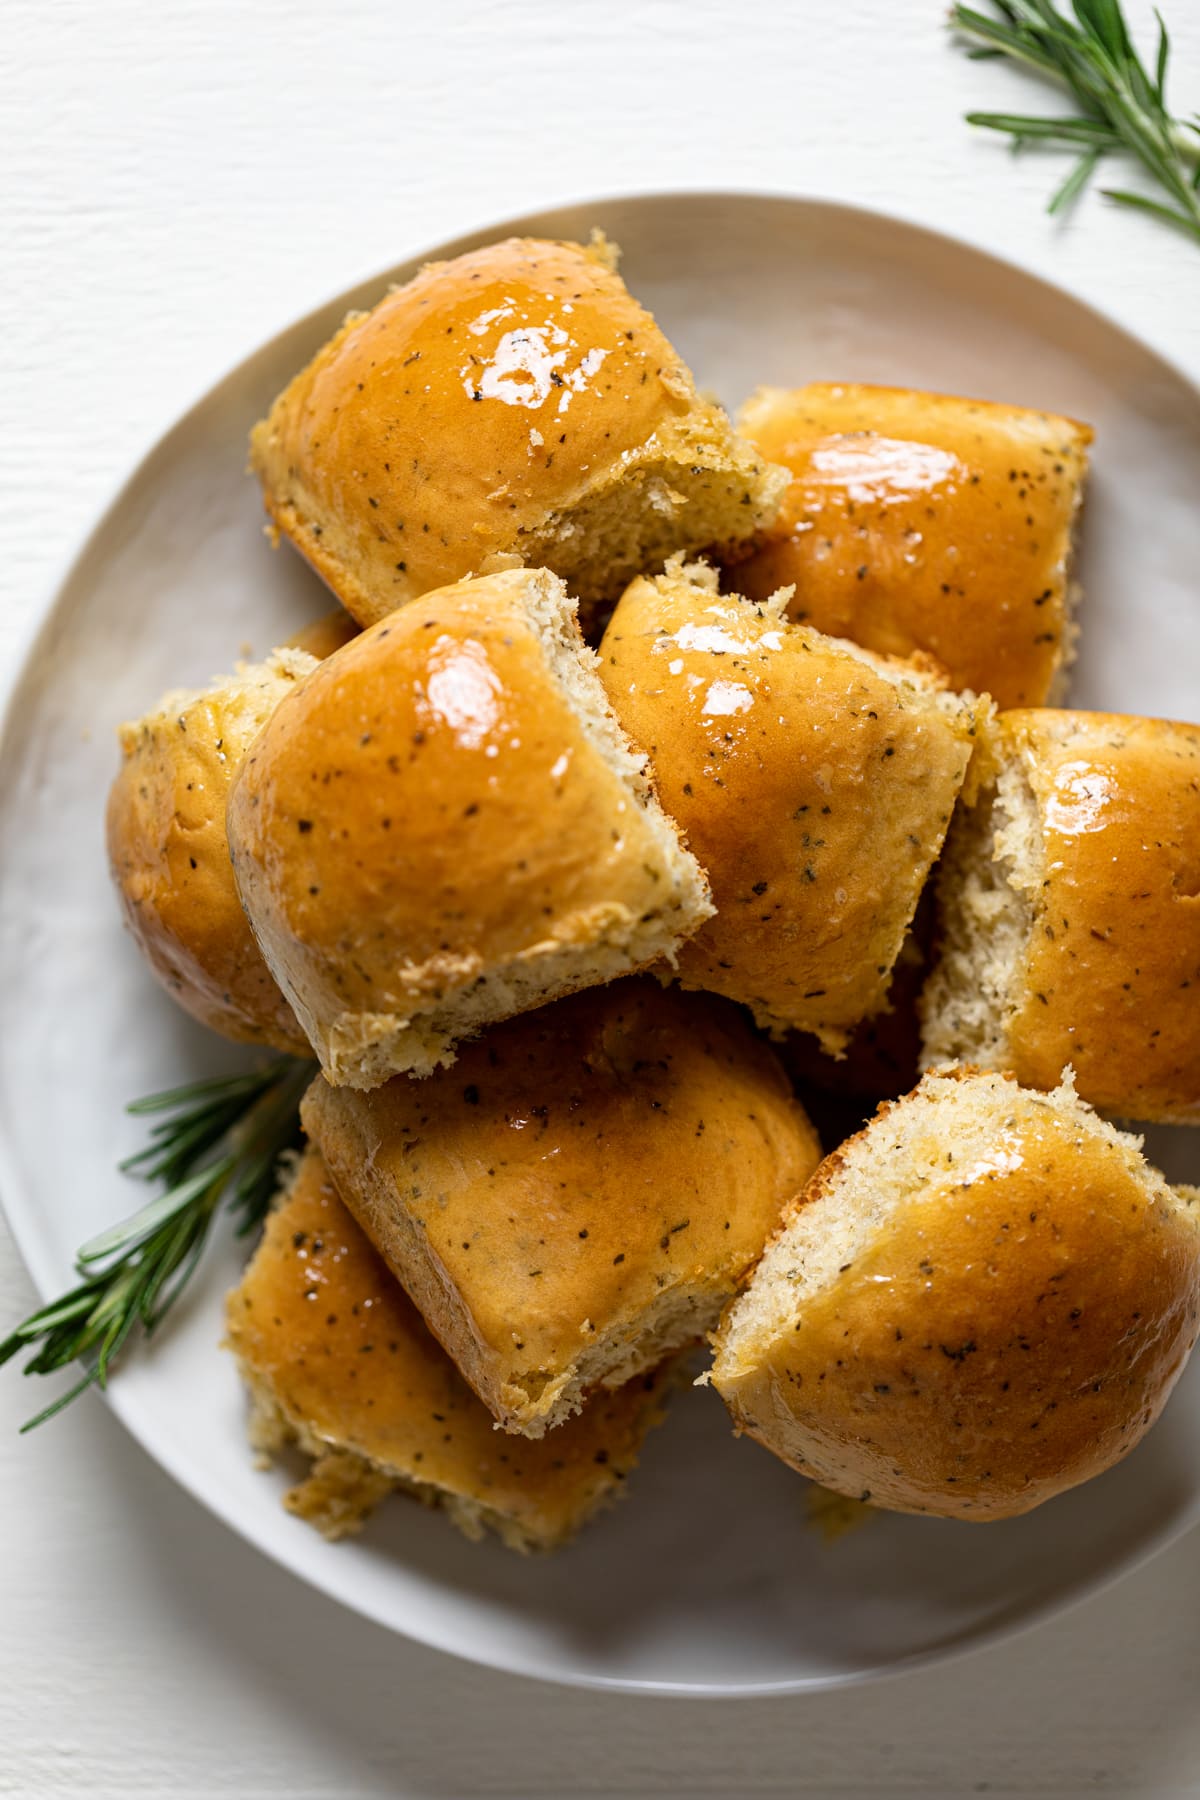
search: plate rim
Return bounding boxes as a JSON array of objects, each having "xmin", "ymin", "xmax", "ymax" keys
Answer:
[{"xmin": 3, "ymin": 186, "xmax": 1200, "ymax": 1697}]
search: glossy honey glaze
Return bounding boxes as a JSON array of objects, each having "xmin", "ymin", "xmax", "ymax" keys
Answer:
[
  {"xmin": 1004, "ymin": 709, "xmax": 1200, "ymax": 1122},
  {"xmin": 599, "ymin": 565, "xmax": 980, "ymax": 1044},
  {"xmin": 301, "ymin": 980, "xmax": 821, "ymax": 1403},
  {"xmin": 227, "ymin": 568, "xmax": 696, "ymax": 1041},
  {"xmin": 250, "ymin": 237, "xmax": 702, "ymax": 622},
  {"xmin": 717, "ymin": 1075, "xmax": 1200, "ymax": 1519},
  {"xmin": 734, "ymin": 383, "xmax": 1092, "ymax": 708},
  {"xmin": 227, "ymin": 1147, "xmax": 675, "ymax": 1544}
]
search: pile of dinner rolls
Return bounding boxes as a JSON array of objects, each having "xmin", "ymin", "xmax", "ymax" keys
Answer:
[{"xmin": 106, "ymin": 233, "xmax": 1200, "ymax": 1550}]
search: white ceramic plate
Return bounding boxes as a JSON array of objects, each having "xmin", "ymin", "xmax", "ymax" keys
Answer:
[{"xmin": 2, "ymin": 193, "xmax": 1199, "ymax": 1697}]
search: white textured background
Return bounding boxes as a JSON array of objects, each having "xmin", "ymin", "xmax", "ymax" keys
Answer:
[{"xmin": 3, "ymin": 2, "xmax": 1200, "ymax": 1795}]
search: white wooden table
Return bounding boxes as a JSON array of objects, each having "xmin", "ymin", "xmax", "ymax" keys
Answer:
[{"xmin": 3, "ymin": 3, "xmax": 1199, "ymax": 1794}]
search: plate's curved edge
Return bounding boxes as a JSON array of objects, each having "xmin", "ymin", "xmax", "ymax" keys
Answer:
[
  {"xmin": 5, "ymin": 182, "xmax": 1198, "ymax": 784},
  {"xmin": 4, "ymin": 183, "xmax": 1198, "ymax": 755},
  {"xmin": 3, "ymin": 188, "xmax": 1200, "ymax": 1697},
  {"xmin": 69, "ymin": 1363, "xmax": 1200, "ymax": 1698}
]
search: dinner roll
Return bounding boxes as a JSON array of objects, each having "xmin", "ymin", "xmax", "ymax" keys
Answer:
[
  {"xmin": 921, "ymin": 709, "xmax": 1200, "ymax": 1123},
  {"xmin": 710, "ymin": 1068, "xmax": 1200, "ymax": 1520},
  {"xmin": 250, "ymin": 235, "xmax": 786, "ymax": 631},
  {"xmin": 227, "ymin": 566, "xmax": 712, "ymax": 1088},
  {"xmin": 226, "ymin": 1147, "xmax": 677, "ymax": 1549},
  {"xmin": 733, "ymin": 384, "xmax": 1092, "ymax": 708},
  {"xmin": 300, "ymin": 980, "xmax": 822, "ymax": 1437},
  {"xmin": 106, "ymin": 647, "xmax": 323, "ymax": 1052},
  {"xmin": 596, "ymin": 559, "xmax": 987, "ymax": 1051},
  {"xmin": 285, "ymin": 607, "xmax": 361, "ymax": 661}
]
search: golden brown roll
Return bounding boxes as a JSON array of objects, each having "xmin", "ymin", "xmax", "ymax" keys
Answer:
[
  {"xmin": 106, "ymin": 648, "xmax": 322, "ymax": 1052},
  {"xmin": 301, "ymin": 980, "xmax": 822, "ymax": 1438},
  {"xmin": 226, "ymin": 1147, "xmax": 676, "ymax": 1550},
  {"xmin": 227, "ymin": 565, "xmax": 713, "ymax": 1088},
  {"xmin": 284, "ymin": 607, "xmax": 361, "ymax": 661},
  {"xmin": 733, "ymin": 384, "xmax": 1092, "ymax": 708},
  {"xmin": 710, "ymin": 1067, "xmax": 1200, "ymax": 1520},
  {"xmin": 106, "ymin": 610, "xmax": 360, "ymax": 1051},
  {"xmin": 250, "ymin": 235, "xmax": 786, "ymax": 631},
  {"xmin": 921, "ymin": 709, "xmax": 1200, "ymax": 1123},
  {"xmin": 596, "ymin": 559, "xmax": 987, "ymax": 1051}
]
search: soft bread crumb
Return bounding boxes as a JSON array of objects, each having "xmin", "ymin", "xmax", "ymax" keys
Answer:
[
  {"xmin": 249, "ymin": 237, "xmax": 789, "ymax": 630},
  {"xmin": 600, "ymin": 556, "xmax": 992, "ymax": 1053},
  {"xmin": 1050, "ymin": 578, "xmax": 1084, "ymax": 705},
  {"xmin": 505, "ymin": 1285, "xmax": 721, "ymax": 1435},
  {"xmin": 118, "ymin": 646, "xmax": 318, "ymax": 754},
  {"xmin": 519, "ymin": 448, "xmax": 789, "ymax": 618},
  {"xmin": 284, "ymin": 1448, "xmax": 397, "ymax": 1540},
  {"xmin": 301, "ymin": 982, "xmax": 820, "ymax": 1439},
  {"xmin": 922, "ymin": 709, "xmax": 1200, "ymax": 1124},
  {"xmin": 318, "ymin": 568, "xmax": 714, "ymax": 1087},
  {"xmin": 236, "ymin": 1349, "xmax": 680, "ymax": 1553},
  {"xmin": 710, "ymin": 1065, "xmax": 1200, "ymax": 1520},
  {"xmin": 227, "ymin": 1146, "xmax": 689, "ymax": 1550},
  {"xmin": 307, "ymin": 1126, "xmax": 787, "ymax": 1437},
  {"xmin": 717, "ymin": 1067, "xmax": 1170, "ymax": 1376},
  {"xmin": 920, "ymin": 752, "xmax": 1041, "ymax": 1069},
  {"xmin": 239, "ymin": 1366, "xmax": 538, "ymax": 1546},
  {"xmin": 585, "ymin": 228, "xmax": 621, "ymax": 272},
  {"xmin": 1047, "ymin": 414, "xmax": 1090, "ymax": 703}
]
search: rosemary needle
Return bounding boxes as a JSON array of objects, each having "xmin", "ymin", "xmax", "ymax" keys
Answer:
[
  {"xmin": 0, "ymin": 1058, "xmax": 313, "ymax": 1431},
  {"xmin": 950, "ymin": 0, "xmax": 1200, "ymax": 245}
]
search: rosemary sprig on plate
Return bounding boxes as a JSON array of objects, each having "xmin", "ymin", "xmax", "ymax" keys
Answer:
[
  {"xmin": 0, "ymin": 1059, "xmax": 312, "ymax": 1431},
  {"xmin": 950, "ymin": 0, "xmax": 1200, "ymax": 243}
]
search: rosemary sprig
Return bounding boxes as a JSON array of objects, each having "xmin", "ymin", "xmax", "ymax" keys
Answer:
[
  {"xmin": 0, "ymin": 1059, "xmax": 313, "ymax": 1430},
  {"xmin": 950, "ymin": 0, "xmax": 1200, "ymax": 244}
]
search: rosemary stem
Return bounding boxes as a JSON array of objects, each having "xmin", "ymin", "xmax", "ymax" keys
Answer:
[
  {"xmin": 2, "ymin": 1057, "xmax": 315, "ymax": 1429},
  {"xmin": 950, "ymin": 0, "xmax": 1200, "ymax": 246}
]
